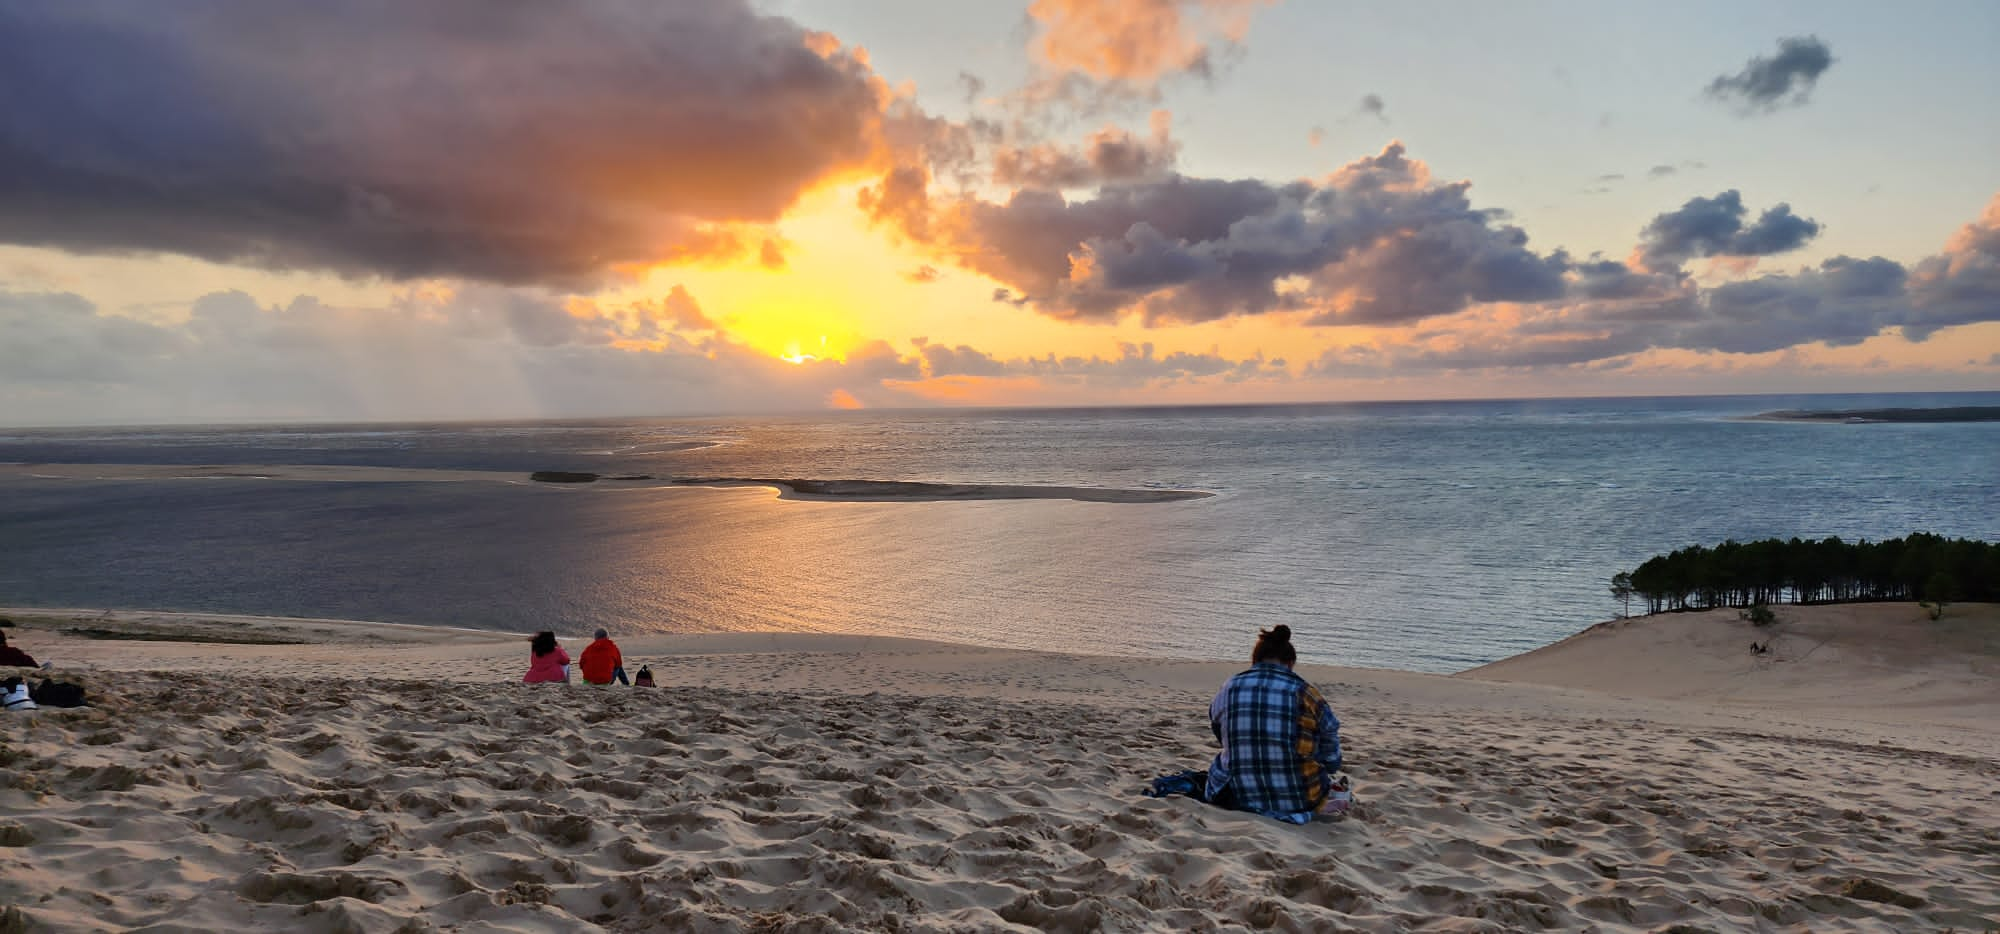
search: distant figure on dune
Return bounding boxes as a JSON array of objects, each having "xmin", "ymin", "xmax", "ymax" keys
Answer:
[
  {"xmin": 0, "ymin": 631, "xmax": 37, "ymax": 668},
  {"xmin": 1207, "ymin": 625, "xmax": 1345, "ymax": 821},
  {"xmin": 523, "ymin": 631, "xmax": 570, "ymax": 684},
  {"xmin": 579, "ymin": 628, "xmax": 629, "ymax": 686}
]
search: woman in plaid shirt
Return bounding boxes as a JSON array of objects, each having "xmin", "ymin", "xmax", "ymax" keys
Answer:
[{"xmin": 1205, "ymin": 625, "xmax": 1344, "ymax": 820}]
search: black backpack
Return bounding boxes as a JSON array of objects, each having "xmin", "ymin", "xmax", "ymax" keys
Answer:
[{"xmin": 30, "ymin": 680, "xmax": 87, "ymax": 708}]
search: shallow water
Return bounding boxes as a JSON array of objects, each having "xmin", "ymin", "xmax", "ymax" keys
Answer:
[{"xmin": 2, "ymin": 391, "xmax": 1994, "ymax": 672}]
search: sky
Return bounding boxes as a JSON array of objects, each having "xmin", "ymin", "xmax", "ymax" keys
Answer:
[{"xmin": 2, "ymin": 0, "xmax": 1997, "ymax": 425}]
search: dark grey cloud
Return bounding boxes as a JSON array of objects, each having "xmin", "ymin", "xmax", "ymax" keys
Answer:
[
  {"xmin": 0, "ymin": 1, "xmax": 897, "ymax": 286},
  {"xmin": 1671, "ymin": 257, "xmax": 1907, "ymax": 354},
  {"xmin": 1309, "ymin": 193, "xmax": 2000, "ymax": 374},
  {"xmin": 1648, "ymin": 165, "xmax": 1678, "ymax": 178},
  {"xmin": 1358, "ymin": 94, "xmax": 1388, "ymax": 122},
  {"xmin": 1706, "ymin": 36, "xmax": 1834, "ymax": 113},
  {"xmin": 1569, "ymin": 259, "xmax": 1689, "ymax": 304},
  {"xmin": 869, "ymin": 142, "xmax": 1569, "ymax": 327},
  {"xmin": 1636, "ymin": 190, "xmax": 1822, "ymax": 273}
]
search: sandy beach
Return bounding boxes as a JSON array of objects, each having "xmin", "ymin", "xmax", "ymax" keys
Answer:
[{"xmin": 2, "ymin": 603, "xmax": 1995, "ymax": 932}]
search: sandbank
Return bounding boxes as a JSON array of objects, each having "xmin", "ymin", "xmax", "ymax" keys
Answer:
[{"xmin": 0, "ymin": 463, "xmax": 1211, "ymax": 504}]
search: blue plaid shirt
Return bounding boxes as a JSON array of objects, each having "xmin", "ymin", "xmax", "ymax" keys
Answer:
[{"xmin": 1206, "ymin": 662, "xmax": 1342, "ymax": 817}]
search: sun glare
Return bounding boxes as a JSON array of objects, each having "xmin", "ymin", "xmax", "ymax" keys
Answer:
[{"xmin": 780, "ymin": 336, "xmax": 831, "ymax": 365}]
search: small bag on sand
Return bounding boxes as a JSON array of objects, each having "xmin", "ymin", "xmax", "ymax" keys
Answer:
[
  {"xmin": 31, "ymin": 680, "xmax": 87, "ymax": 708},
  {"xmin": 633, "ymin": 665, "xmax": 656, "ymax": 688},
  {"xmin": 2, "ymin": 678, "xmax": 37, "ymax": 711}
]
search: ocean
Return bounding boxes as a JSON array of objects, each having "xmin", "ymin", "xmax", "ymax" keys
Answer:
[{"xmin": 1, "ymin": 391, "xmax": 1995, "ymax": 673}]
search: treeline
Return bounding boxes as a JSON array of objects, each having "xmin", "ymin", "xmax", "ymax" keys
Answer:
[{"xmin": 1611, "ymin": 533, "xmax": 1998, "ymax": 615}]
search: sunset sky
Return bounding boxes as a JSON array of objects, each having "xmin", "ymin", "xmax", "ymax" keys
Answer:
[{"xmin": 3, "ymin": 0, "xmax": 1997, "ymax": 424}]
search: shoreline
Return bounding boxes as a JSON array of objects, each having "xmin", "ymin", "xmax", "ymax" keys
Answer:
[
  {"xmin": 6, "ymin": 601, "xmax": 1994, "ymax": 732},
  {"xmin": 1746, "ymin": 405, "xmax": 2000, "ymax": 423}
]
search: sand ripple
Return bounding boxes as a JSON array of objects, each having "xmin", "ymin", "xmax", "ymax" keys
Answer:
[{"xmin": 3, "ymin": 671, "xmax": 1995, "ymax": 932}]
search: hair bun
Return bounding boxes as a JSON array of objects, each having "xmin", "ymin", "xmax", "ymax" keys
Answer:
[{"xmin": 1269, "ymin": 625, "xmax": 1291, "ymax": 641}]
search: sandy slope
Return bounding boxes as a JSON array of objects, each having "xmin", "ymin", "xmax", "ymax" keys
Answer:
[{"xmin": 1, "ymin": 605, "xmax": 1995, "ymax": 932}]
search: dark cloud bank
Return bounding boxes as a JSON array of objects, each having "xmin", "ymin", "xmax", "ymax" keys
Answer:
[
  {"xmin": 863, "ymin": 137, "xmax": 2000, "ymax": 368},
  {"xmin": 0, "ymin": 1, "xmax": 898, "ymax": 285}
]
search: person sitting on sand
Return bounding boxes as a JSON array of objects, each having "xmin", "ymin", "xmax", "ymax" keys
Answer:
[
  {"xmin": 523, "ymin": 631, "xmax": 570, "ymax": 684},
  {"xmin": 1207, "ymin": 625, "xmax": 1343, "ymax": 821},
  {"xmin": 0, "ymin": 631, "xmax": 37, "ymax": 668},
  {"xmin": 578, "ymin": 628, "xmax": 629, "ymax": 686}
]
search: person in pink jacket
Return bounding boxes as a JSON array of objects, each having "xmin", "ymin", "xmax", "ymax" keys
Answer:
[{"xmin": 523, "ymin": 631, "xmax": 570, "ymax": 683}]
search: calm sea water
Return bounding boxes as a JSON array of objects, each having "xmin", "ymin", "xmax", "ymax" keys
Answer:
[{"xmin": 1, "ymin": 392, "xmax": 1994, "ymax": 673}]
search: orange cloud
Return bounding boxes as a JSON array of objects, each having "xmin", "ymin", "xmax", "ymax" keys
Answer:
[{"xmin": 1028, "ymin": 0, "xmax": 1274, "ymax": 83}]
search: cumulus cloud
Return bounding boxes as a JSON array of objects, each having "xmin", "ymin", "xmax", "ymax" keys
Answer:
[
  {"xmin": 1026, "ymin": 0, "xmax": 1272, "ymax": 85},
  {"xmin": 0, "ymin": 1, "xmax": 907, "ymax": 286},
  {"xmin": 991, "ymin": 111, "xmax": 1180, "ymax": 188},
  {"xmin": 1671, "ymin": 256, "xmax": 1908, "ymax": 353},
  {"xmin": 1310, "ymin": 194, "xmax": 2000, "ymax": 373},
  {"xmin": 1706, "ymin": 36, "xmax": 1834, "ymax": 113},
  {"xmin": 866, "ymin": 141, "xmax": 1568, "ymax": 326},
  {"xmin": 1635, "ymin": 190, "xmax": 1822, "ymax": 273},
  {"xmin": 1905, "ymin": 194, "xmax": 2000, "ymax": 339}
]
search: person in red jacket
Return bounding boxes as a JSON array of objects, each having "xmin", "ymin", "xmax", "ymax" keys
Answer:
[
  {"xmin": 522, "ymin": 631, "xmax": 569, "ymax": 684},
  {"xmin": 0, "ymin": 632, "xmax": 38, "ymax": 668},
  {"xmin": 578, "ymin": 629, "xmax": 628, "ymax": 686},
  {"xmin": 0, "ymin": 631, "xmax": 38, "ymax": 668}
]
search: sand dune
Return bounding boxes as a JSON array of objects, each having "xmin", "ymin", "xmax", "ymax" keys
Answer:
[
  {"xmin": 1468, "ymin": 602, "xmax": 2000, "ymax": 737},
  {"xmin": 2, "ymin": 605, "xmax": 1995, "ymax": 932}
]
